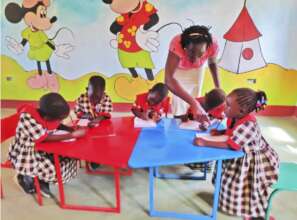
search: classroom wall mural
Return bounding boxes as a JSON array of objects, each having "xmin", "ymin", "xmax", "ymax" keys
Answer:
[
  {"xmin": 1, "ymin": 0, "xmax": 297, "ymax": 106},
  {"xmin": 4, "ymin": 0, "xmax": 75, "ymax": 92},
  {"xmin": 102, "ymin": 0, "xmax": 160, "ymax": 81},
  {"xmin": 219, "ymin": 1, "xmax": 266, "ymax": 73}
]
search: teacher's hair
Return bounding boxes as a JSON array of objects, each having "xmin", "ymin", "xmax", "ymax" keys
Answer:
[{"xmin": 180, "ymin": 25, "xmax": 213, "ymax": 49}]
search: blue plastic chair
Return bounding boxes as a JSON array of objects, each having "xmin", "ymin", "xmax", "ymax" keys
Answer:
[{"xmin": 265, "ymin": 162, "xmax": 297, "ymax": 220}]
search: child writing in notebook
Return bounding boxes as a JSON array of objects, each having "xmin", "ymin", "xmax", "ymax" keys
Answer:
[
  {"xmin": 8, "ymin": 93, "xmax": 87, "ymax": 198},
  {"xmin": 131, "ymin": 83, "xmax": 169, "ymax": 122},
  {"xmin": 194, "ymin": 88, "xmax": 279, "ymax": 220},
  {"xmin": 74, "ymin": 75, "xmax": 113, "ymax": 170},
  {"xmin": 74, "ymin": 75, "xmax": 113, "ymax": 127},
  {"xmin": 184, "ymin": 88, "xmax": 226, "ymax": 171}
]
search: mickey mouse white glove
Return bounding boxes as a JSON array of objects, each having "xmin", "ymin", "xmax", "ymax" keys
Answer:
[
  {"xmin": 135, "ymin": 25, "xmax": 159, "ymax": 52},
  {"xmin": 55, "ymin": 43, "xmax": 74, "ymax": 59},
  {"xmin": 110, "ymin": 38, "xmax": 118, "ymax": 49},
  {"xmin": 6, "ymin": 36, "xmax": 24, "ymax": 54}
]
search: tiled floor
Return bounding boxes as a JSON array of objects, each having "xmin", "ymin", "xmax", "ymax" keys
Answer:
[{"xmin": 1, "ymin": 109, "xmax": 297, "ymax": 220}]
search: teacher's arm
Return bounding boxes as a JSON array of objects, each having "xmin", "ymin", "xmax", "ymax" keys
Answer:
[
  {"xmin": 208, "ymin": 57, "xmax": 220, "ymax": 88},
  {"xmin": 165, "ymin": 51, "xmax": 208, "ymax": 121}
]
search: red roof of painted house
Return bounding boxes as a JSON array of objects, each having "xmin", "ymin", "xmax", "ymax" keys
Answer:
[{"xmin": 224, "ymin": 6, "xmax": 262, "ymax": 42}]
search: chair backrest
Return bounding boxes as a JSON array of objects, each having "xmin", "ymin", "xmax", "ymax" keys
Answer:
[
  {"xmin": 1, "ymin": 113, "xmax": 19, "ymax": 143},
  {"xmin": 273, "ymin": 162, "xmax": 297, "ymax": 191}
]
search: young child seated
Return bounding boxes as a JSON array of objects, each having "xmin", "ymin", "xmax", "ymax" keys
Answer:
[
  {"xmin": 8, "ymin": 93, "xmax": 86, "ymax": 198},
  {"xmin": 74, "ymin": 75, "xmax": 113, "ymax": 170},
  {"xmin": 184, "ymin": 88, "xmax": 226, "ymax": 171},
  {"xmin": 74, "ymin": 75, "xmax": 113, "ymax": 127},
  {"xmin": 131, "ymin": 83, "xmax": 169, "ymax": 122},
  {"xmin": 194, "ymin": 88, "xmax": 279, "ymax": 220}
]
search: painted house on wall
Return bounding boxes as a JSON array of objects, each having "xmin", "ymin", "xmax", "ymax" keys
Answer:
[{"xmin": 219, "ymin": 2, "xmax": 266, "ymax": 73}]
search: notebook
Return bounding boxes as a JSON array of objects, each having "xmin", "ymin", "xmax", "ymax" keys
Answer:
[{"xmin": 134, "ymin": 117, "xmax": 157, "ymax": 128}]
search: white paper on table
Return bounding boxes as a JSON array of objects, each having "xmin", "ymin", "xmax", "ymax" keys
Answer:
[
  {"xmin": 196, "ymin": 133, "xmax": 229, "ymax": 142},
  {"xmin": 77, "ymin": 119, "xmax": 90, "ymax": 127},
  {"xmin": 134, "ymin": 117, "xmax": 156, "ymax": 128},
  {"xmin": 179, "ymin": 120, "xmax": 201, "ymax": 130},
  {"xmin": 52, "ymin": 130, "xmax": 76, "ymax": 142}
]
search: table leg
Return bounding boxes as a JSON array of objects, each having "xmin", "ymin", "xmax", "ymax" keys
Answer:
[
  {"xmin": 148, "ymin": 161, "xmax": 223, "ymax": 220},
  {"xmin": 53, "ymin": 154, "xmax": 121, "ymax": 212},
  {"xmin": 34, "ymin": 176, "xmax": 43, "ymax": 206},
  {"xmin": 149, "ymin": 167, "xmax": 155, "ymax": 215},
  {"xmin": 210, "ymin": 160, "xmax": 222, "ymax": 220},
  {"xmin": 114, "ymin": 166, "xmax": 121, "ymax": 213},
  {"xmin": 54, "ymin": 154, "xmax": 66, "ymax": 206}
]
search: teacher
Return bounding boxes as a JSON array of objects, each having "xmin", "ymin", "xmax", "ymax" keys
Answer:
[{"xmin": 165, "ymin": 25, "xmax": 220, "ymax": 122}]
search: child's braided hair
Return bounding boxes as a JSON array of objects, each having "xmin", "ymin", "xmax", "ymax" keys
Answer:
[{"xmin": 232, "ymin": 88, "xmax": 267, "ymax": 113}]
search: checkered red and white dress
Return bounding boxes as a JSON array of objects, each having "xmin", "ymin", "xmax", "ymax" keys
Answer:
[
  {"xmin": 8, "ymin": 108, "xmax": 78, "ymax": 183},
  {"xmin": 215, "ymin": 114, "xmax": 279, "ymax": 218},
  {"xmin": 74, "ymin": 92, "xmax": 113, "ymax": 118}
]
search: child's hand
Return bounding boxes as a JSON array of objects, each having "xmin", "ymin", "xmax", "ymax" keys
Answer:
[
  {"xmin": 88, "ymin": 121, "xmax": 98, "ymax": 128},
  {"xmin": 71, "ymin": 128, "xmax": 87, "ymax": 138},
  {"xmin": 210, "ymin": 129, "xmax": 220, "ymax": 136},
  {"xmin": 193, "ymin": 137, "xmax": 205, "ymax": 146},
  {"xmin": 132, "ymin": 107, "xmax": 148, "ymax": 120},
  {"xmin": 88, "ymin": 119, "xmax": 100, "ymax": 128},
  {"xmin": 210, "ymin": 129, "xmax": 226, "ymax": 136},
  {"xmin": 150, "ymin": 111, "xmax": 161, "ymax": 122}
]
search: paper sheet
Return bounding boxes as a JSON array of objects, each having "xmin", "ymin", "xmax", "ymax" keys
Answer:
[
  {"xmin": 134, "ymin": 117, "xmax": 157, "ymax": 128},
  {"xmin": 179, "ymin": 120, "xmax": 201, "ymax": 130},
  {"xmin": 52, "ymin": 130, "xmax": 76, "ymax": 142},
  {"xmin": 196, "ymin": 133, "xmax": 229, "ymax": 142},
  {"xmin": 77, "ymin": 119, "xmax": 90, "ymax": 127}
]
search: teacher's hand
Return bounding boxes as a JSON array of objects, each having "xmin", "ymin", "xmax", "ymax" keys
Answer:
[{"xmin": 191, "ymin": 102, "xmax": 210, "ymax": 124}]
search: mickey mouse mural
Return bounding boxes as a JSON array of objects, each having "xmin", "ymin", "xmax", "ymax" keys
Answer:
[
  {"xmin": 4, "ymin": 0, "xmax": 74, "ymax": 92},
  {"xmin": 102, "ymin": 0, "xmax": 160, "ymax": 81}
]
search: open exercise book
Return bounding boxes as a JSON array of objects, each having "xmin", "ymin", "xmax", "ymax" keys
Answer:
[
  {"xmin": 52, "ymin": 130, "xmax": 76, "ymax": 142},
  {"xmin": 195, "ymin": 133, "xmax": 229, "ymax": 142},
  {"xmin": 134, "ymin": 117, "xmax": 157, "ymax": 128}
]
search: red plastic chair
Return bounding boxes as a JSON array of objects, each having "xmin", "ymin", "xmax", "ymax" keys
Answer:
[{"xmin": 0, "ymin": 113, "xmax": 43, "ymax": 205}]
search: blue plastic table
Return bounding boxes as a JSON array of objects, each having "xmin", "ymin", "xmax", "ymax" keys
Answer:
[{"xmin": 129, "ymin": 119, "xmax": 244, "ymax": 220}]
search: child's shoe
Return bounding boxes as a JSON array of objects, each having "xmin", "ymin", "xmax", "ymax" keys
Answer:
[
  {"xmin": 89, "ymin": 162, "xmax": 101, "ymax": 171},
  {"xmin": 185, "ymin": 162, "xmax": 212, "ymax": 173},
  {"xmin": 14, "ymin": 174, "xmax": 36, "ymax": 194}
]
